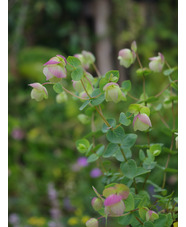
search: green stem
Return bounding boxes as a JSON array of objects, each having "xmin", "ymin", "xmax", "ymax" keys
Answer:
[
  {"xmin": 155, "ymin": 80, "xmax": 178, "ymax": 98},
  {"xmin": 133, "ymin": 178, "xmax": 138, "ymax": 194},
  {"xmin": 105, "ymin": 216, "xmax": 108, "ymax": 227},
  {"xmin": 92, "ymin": 63, "xmax": 101, "ymax": 78},
  {"xmin": 120, "ymin": 146, "xmax": 127, "ymax": 162},
  {"xmin": 127, "ymin": 92, "xmax": 139, "ymax": 101},
  {"xmin": 62, "ymin": 86, "xmax": 89, "ymax": 100},
  {"xmin": 136, "ymin": 53, "xmax": 143, "ymax": 69}
]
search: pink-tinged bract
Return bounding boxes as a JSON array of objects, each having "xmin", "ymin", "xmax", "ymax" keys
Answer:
[
  {"xmin": 118, "ymin": 48, "xmax": 135, "ymax": 68},
  {"xmin": 104, "ymin": 194, "xmax": 122, "ymax": 206},
  {"xmin": 149, "ymin": 52, "xmax": 164, "ymax": 72},
  {"xmin": 133, "ymin": 113, "xmax": 152, "ymax": 131},
  {"xmin": 86, "ymin": 218, "xmax": 98, "ymax": 227},
  {"xmin": 29, "ymin": 83, "xmax": 48, "ymax": 101},
  {"xmin": 43, "ymin": 55, "xmax": 67, "ymax": 81}
]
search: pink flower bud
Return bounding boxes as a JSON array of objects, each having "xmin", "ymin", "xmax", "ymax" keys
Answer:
[
  {"xmin": 146, "ymin": 210, "xmax": 159, "ymax": 222},
  {"xmin": 103, "ymin": 82, "xmax": 126, "ymax": 103},
  {"xmin": 149, "ymin": 52, "xmax": 164, "ymax": 72},
  {"xmin": 131, "ymin": 41, "xmax": 137, "ymax": 52},
  {"xmin": 82, "ymin": 50, "xmax": 95, "ymax": 65},
  {"xmin": 118, "ymin": 49, "xmax": 136, "ymax": 68},
  {"xmin": 91, "ymin": 197, "xmax": 103, "ymax": 211},
  {"xmin": 86, "ymin": 218, "xmax": 98, "ymax": 227},
  {"xmin": 29, "ymin": 83, "xmax": 48, "ymax": 101},
  {"xmin": 43, "ymin": 55, "xmax": 67, "ymax": 82},
  {"xmin": 133, "ymin": 113, "xmax": 152, "ymax": 131},
  {"xmin": 104, "ymin": 194, "xmax": 125, "ymax": 216}
]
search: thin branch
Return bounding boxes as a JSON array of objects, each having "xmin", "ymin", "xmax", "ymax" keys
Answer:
[{"xmin": 92, "ymin": 63, "xmax": 102, "ymax": 78}]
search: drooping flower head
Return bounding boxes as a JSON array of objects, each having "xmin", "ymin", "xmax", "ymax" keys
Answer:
[
  {"xmin": 149, "ymin": 52, "xmax": 164, "ymax": 72},
  {"xmin": 91, "ymin": 197, "xmax": 103, "ymax": 211},
  {"xmin": 29, "ymin": 83, "xmax": 48, "ymax": 101},
  {"xmin": 74, "ymin": 51, "xmax": 95, "ymax": 69},
  {"xmin": 103, "ymin": 82, "xmax": 126, "ymax": 103},
  {"xmin": 86, "ymin": 218, "xmax": 98, "ymax": 227},
  {"xmin": 118, "ymin": 49, "xmax": 136, "ymax": 68},
  {"xmin": 146, "ymin": 210, "xmax": 159, "ymax": 222},
  {"xmin": 104, "ymin": 194, "xmax": 125, "ymax": 216},
  {"xmin": 133, "ymin": 113, "xmax": 152, "ymax": 131},
  {"xmin": 43, "ymin": 55, "xmax": 67, "ymax": 82}
]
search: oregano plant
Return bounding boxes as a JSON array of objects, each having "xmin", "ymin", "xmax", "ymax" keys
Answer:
[{"xmin": 29, "ymin": 42, "xmax": 178, "ymax": 227}]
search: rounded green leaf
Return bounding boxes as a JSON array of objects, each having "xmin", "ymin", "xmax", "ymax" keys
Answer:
[
  {"xmin": 120, "ymin": 159, "xmax": 137, "ymax": 179},
  {"xmin": 119, "ymin": 112, "xmax": 131, "ymax": 126},
  {"xmin": 103, "ymin": 143, "xmax": 120, "ymax": 158},
  {"xmin": 87, "ymin": 154, "xmax": 99, "ymax": 163},
  {"xmin": 53, "ymin": 82, "xmax": 63, "ymax": 94},
  {"xmin": 71, "ymin": 66, "xmax": 84, "ymax": 81},
  {"xmin": 106, "ymin": 126, "xmax": 125, "ymax": 144}
]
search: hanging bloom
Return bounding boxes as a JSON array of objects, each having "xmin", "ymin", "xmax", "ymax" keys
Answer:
[
  {"xmin": 131, "ymin": 41, "xmax": 137, "ymax": 53},
  {"xmin": 104, "ymin": 194, "xmax": 125, "ymax": 216},
  {"xmin": 29, "ymin": 83, "xmax": 48, "ymax": 101},
  {"xmin": 82, "ymin": 50, "xmax": 95, "ymax": 65},
  {"xmin": 133, "ymin": 113, "xmax": 152, "ymax": 131},
  {"xmin": 43, "ymin": 55, "xmax": 67, "ymax": 82},
  {"xmin": 91, "ymin": 197, "xmax": 103, "ymax": 211},
  {"xmin": 74, "ymin": 51, "xmax": 95, "ymax": 69},
  {"xmin": 118, "ymin": 49, "xmax": 136, "ymax": 68},
  {"xmin": 103, "ymin": 82, "xmax": 126, "ymax": 103},
  {"xmin": 146, "ymin": 210, "xmax": 159, "ymax": 222},
  {"xmin": 86, "ymin": 218, "xmax": 98, "ymax": 227},
  {"xmin": 149, "ymin": 53, "xmax": 164, "ymax": 72}
]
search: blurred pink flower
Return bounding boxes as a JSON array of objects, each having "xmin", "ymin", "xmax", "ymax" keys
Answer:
[{"xmin": 90, "ymin": 168, "xmax": 102, "ymax": 178}]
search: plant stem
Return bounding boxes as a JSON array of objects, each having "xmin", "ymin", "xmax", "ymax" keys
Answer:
[
  {"xmin": 135, "ymin": 216, "xmax": 144, "ymax": 225},
  {"xmin": 92, "ymin": 63, "xmax": 101, "ymax": 78},
  {"xmin": 127, "ymin": 92, "xmax": 139, "ymax": 101},
  {"xmin": 62, "ymin": 86, "xmax": 89, "ymax": 100},
  {"xmin": 143, "ymin": 76, "xmax": 146, "ymax": 100},
  {"xmin": 81, "ymin": 79, "xmax": 111, "ymax": 128},
  {"xmin": 136, "ymin": 53, "xmax": 143, "ymax": 69},
  {"xmin": 120, "ymin": 146, "xmax": 127, "ymax": 162},
  {"xmin": 133, "ymin": 178, "xmax": 138, "ymax": 194},
  {"xmin": 143, "ymin": 172, "xmax": 150, "ymax": 190},
  {"xmin": 84, "ymin": 74, "xmax": 94, "ymax": 90},
  {"xmin": 105, "ymin": 216, "xmax": 108, "ymax": 227},
  {"xmin": 155, "ymin": 80, "xmax": 178, "ymax": 98},
  {"xmin": 162, "ymin": 133, "xmax": 174, "ymax": 189},
  {"xmin": 81, "ymin": 79, "xmax": 92, "ymax": 99},
  {"xmin": 95, "ymin": 106, "xmax": 111, "ymax": 127}
]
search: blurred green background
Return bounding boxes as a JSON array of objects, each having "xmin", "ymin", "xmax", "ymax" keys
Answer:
[{"xmin": 8, "ymin": 0, "xmax": 177, "ymax": 226}]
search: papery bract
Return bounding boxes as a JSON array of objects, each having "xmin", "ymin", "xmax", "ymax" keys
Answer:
[
  {"xmin": 91, "ymin": 197, "xmax": 103, "ymax": 211},
  {"xmin": 118, "ymin": 49, "xmax": 136, "ymax": 68},
  {"xmin": 146, "ymin": 210, "xmax": 159, "ymax": 222},
  {"xmin": 104, "ymin": 194, "xmax": 125, "ymax": 216},
  {"xmin": 133, "ymin": 113, "xmax": 152, "ymax": 131},
  {"xmin": 43, "ymin": 55, "xmax": 67, "ymax": 82},
  {"xmin": 86, "ymin": 218, "xmax": 98, "ymax": 227},
  {"xmin": 149, "ymin": 52, "xmax": 164, "ymax": 72},
  {"xmin": 103, "ymin": 82, "xmax": 126, "ymax": 103},
  {"xmin": 29, "ymin": 83, "xmax": 48, "ymax": 101}
]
